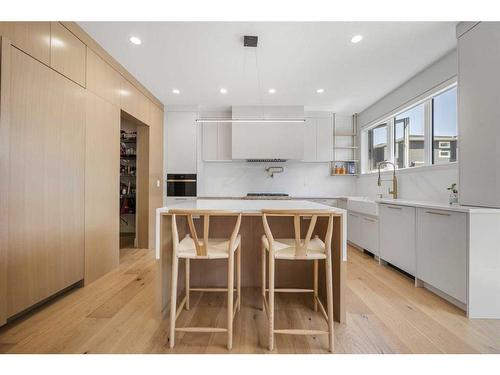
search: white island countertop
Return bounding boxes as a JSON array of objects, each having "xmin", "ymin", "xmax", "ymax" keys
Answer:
[{"xmin": 156, "ymin": 199, "xmax": 347, "ymax": 259}]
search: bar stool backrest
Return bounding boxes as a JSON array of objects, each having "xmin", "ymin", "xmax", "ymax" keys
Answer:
[
  {"xmin": 170, "ymin": 209, "xmax": 242, "ymax": 257},
  {"xmin": 261, "ymin": 209, "xmax": 335, "ymax": 257}
]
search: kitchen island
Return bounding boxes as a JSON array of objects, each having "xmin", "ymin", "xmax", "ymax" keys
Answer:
[{"xmin": 156, "ymin": 199, "xmax": 347, "ymax": 323}]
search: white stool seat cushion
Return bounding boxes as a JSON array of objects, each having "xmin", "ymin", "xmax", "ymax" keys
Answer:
[
  {"xmin": 261, "ymin": 235, "xmax": 327, "ymax": 260},
  {"xmin": 177, "ymin": 234, "xmax": 241, "ymax": 259}
]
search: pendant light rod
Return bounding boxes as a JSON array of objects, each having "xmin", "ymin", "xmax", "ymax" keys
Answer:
[{"xmin": 195, "ymin": 118, "xmax": 306, "ymax": 123}]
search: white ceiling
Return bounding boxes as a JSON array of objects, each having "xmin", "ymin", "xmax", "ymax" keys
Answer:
[{"xmin": 79, "ymin": 22, "xmax": 457, "ymax": 114}]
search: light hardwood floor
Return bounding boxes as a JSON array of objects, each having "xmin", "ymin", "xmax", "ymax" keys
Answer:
[{"xmin": 1, "ymin": 246, "xmax": 499, "ymax": 354}]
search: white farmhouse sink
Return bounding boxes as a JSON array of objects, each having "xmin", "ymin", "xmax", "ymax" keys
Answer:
[{"xmin": 347, "ymin": 197, "xmax": 379, "ymax": 217}]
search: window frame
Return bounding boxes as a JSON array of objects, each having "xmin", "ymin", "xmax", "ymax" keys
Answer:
[{"xmin": 360, "ymin": 81, "xmax": 457, "ymax": 174}]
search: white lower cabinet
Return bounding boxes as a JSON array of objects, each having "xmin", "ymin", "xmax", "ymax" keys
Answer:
[
  {"xmin": 347, "ymin": 211, "xmax": 379, "ymax": 256},
  {"xmin": 379, "ymin": 204, "xmax": 416, "ymax": 275},
  {"xmin": 347, "ymin": 212, "xmax": 361, "ymax": 245},
  {"xmin": 359, "ymin": 215, "xmax": 379, "ymax": 256},
  {"xmin": 416, "ymin": 208, "xmax": 467, "ymax": 303}
]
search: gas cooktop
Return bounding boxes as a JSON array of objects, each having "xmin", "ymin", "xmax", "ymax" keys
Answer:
[{"xmin": 244, "ymin": 193, "xmax": 291, "ymax": 200}]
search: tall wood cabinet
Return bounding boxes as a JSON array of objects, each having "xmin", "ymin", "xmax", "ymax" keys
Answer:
[
  {"xmin": 0, "ymin": 23, "xmax": 164, "ymax": 325},
  {"xmin": 7, "ymin": 47, "xmax": 86, "ymax": 316}
]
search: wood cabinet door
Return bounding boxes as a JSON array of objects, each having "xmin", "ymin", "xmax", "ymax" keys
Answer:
[
  {"xmin": 379, "ymin": 204, "xmax": 416, "ymax": 275},
  {"xmin": 50, "ymin": 22, "xmax": 86, "ymax": 87},
  {"xmin": 86, "ymin": 48, "xmax": 121, "ymax": 107},
  {"xmin": 0, "ymin": 22, "xmax": 50, "ymax": 65},
  {"xmin": 7, "ymin": 47, "xmax": 85, "ymax": 316},
  {"xmin": 416, "ymin": 208, "xmax": 467, "ymax": 303},
  {"xmin": 85, "ymin": 91, "xmax": 120, "ymax": 284}
]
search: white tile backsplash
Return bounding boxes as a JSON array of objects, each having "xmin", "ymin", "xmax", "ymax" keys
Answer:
[{"xmin": 197, "ymin": 161, "xmax": 356, "ymax": 197}]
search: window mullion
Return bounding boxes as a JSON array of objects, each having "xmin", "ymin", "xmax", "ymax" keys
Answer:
[
  {"xmin": 388, "ymin": 117, "xmax": 395, "ymax": 165},
  {"xmin": 424, "ymin": 99, "xmax": 433, "ymax": 166}
]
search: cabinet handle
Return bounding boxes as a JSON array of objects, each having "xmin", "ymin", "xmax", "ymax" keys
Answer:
[
  {"xmin": 349, "ymin": 213, "xmax": 358, "ymax": 218},
  {"xmin": 386, "ymin": 206, "xmax": 402, "ymax": 210},
  {"xmin": 425, "ymin": 210, "xmax": 451, "ymax": 217},
  {"xmin": 363, "ymin": 217, "xmax": 376, "ymax": 222}
]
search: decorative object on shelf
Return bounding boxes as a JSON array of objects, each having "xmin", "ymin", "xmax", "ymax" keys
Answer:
[{"xmin": 447, "ymin": 183, "xmax": 459, "ymax": 205}]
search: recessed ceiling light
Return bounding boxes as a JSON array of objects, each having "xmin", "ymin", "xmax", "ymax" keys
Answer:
[
  {"xmin": 268, "ymin": 88, "xmax": 276, "ymax": 94},
  {"xmin": 172, "ymin": 89, "xmax": 180, "ymax": 94},
  {"xmin": 129, "ymin": 36, "xmax": 142, "ymax": 45},
  {"xmin": 316, "ymin": 88, "xmax": 325, "ymax": 94},
  {"xmin": 220, "ymin": 88, "xmax": 228, "ymax": 94},
  {"xmin": 351, "ymin": 35, "xmax": 363, "ymax": 44}
]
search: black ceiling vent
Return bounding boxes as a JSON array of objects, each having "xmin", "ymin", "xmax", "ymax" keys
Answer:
[{"xmin": 243, "ymin": 35, "xmax": 258, "ymax": 47}]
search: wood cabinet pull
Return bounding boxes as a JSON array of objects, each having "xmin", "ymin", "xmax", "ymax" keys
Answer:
[
  {"xmin": 363, "ymin": 217, "xmax": 376, "ymax": 222},
  {"xmin": 425, "ymin": 210, "xmax": 451, "ymax": 217},
  {"xmin": 386, "ymin": 206, "xmax": 402, "ymax": 210}
]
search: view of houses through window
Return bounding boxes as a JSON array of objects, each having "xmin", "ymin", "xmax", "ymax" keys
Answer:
[{"xmin": 365, "ymin": 85, "xmax": 457, "ymax": 172}]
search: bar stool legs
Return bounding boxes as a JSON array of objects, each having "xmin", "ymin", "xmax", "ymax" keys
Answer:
[
  {"xmin": 169, "ymin": 255, "xmax": 179, "ymax": 349},
  {"xmin": 325, "ymin": 251, "xmax": 334, "ymax": 353},
  {"xmin": 268, "ymin": 252, "xmax": 275, "ymax": 351},
  {"xmin": 261, "ymin": 243, "xmax": 266, "ymax": 311},
  {"xmin": 227, "ymin": 246, "xmax": 235, "ymax": 350},
  {"xmin": 185, "ymin": 259, "xmax": 190, "ymax": 311},
  {"xmin": 313, "ymin": 260, "xmax": 319, "ymax": 312}
]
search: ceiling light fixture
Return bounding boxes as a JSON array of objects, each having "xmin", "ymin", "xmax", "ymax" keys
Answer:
[
  {"xmin": 268, "ymin": 88, "xmax": 276, "ymax": 94},
  {"xmin": 172, "ymin": 89, "xmax": 180, "ymax": 94},
  {"xmin": 129, "ymin": 36, "xmax": 142, "ymax": 45},
  {"xmin": 316, "ymin": 88, "xmax": 325, "ymax": 94},
  {"xmin": 195, "ymin": 118, "xmax": 305, "ymax": 123},
  {"xmin": 351, "ymin": 35, "xmax": 363, "ymax": 44},
  {"xmin": 220, "ymin": 88, "xmax": 228, "ymax": 94}
]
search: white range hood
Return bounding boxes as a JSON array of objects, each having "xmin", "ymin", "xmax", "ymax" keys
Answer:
[{"xmin": 230, "ymin": 106, "xmax": 305, "ymax": 160}]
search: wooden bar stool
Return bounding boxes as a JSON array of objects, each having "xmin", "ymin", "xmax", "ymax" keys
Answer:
[
  {"xmin": 261, "ymin": 209, "xmax": 335, "ymax": 353},
  {"xmin": 169, "ymin": 209, "xmax": 242, "ymax": 350}
]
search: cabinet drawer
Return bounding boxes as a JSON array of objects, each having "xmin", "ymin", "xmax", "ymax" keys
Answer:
[
  {"xmin": 379, "ymin": 204, "xmax": 416, "ymax": 275},
  {"xmin": 416, "ymin": 208, "xmax": 467, "ymax": 303}
]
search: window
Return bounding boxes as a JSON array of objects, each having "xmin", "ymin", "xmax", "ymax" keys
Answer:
[
  {"xmin": 394, "ymin": 103, "xmax": 425, "ymax": 169},
  {"xmin": 368, "ymin": 123, "xmax": 388, "ymax": 171},
  {"xmin": 362, "ymin": 83, "xmax": 458, "ymax": 173},
  {"xmin": 432, "ymin": 87, "xmax": 457, "ymax": 164}
]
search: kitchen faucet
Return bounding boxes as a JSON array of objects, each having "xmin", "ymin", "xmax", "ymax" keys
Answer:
[{"xmin": 377, "ymin": 161, "xmax": 398, "ymax": 199}]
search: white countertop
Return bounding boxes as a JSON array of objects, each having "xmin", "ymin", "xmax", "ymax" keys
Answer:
[
  {"xmin": 376, "ymin": 198, "xmax": 500, "ymax": 214},
  {"xmin": 159, "ymin": 199, "xmax": 346, "ymax": 214}
]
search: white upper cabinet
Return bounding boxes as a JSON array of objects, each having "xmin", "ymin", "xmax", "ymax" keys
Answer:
[
  {"xmin": 231, "ymin": 106, "xmax": 305, "ymax": 160},
  {"xmin": 202, "ymin": 122, "xmax": 232, "ymax": 161},
  {"xmin": 303, "ymin": 114, "xmax": 334, "ymax": 162},
  {"xmin": 458, "ymin": 22, "xmax": 500, "ymax": 208},
  {"xmin": 165, "ymin": 111, "xmax": 197, "ymax": 173}
]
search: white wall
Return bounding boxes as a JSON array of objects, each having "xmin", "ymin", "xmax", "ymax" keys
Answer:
[
  {"xmin": 356, "ymin": 163, "xmax": 457, "ymax": 202},
  {"xmin": 355, "ymin": 49, "xmax": 458, "ymax": 203}
]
